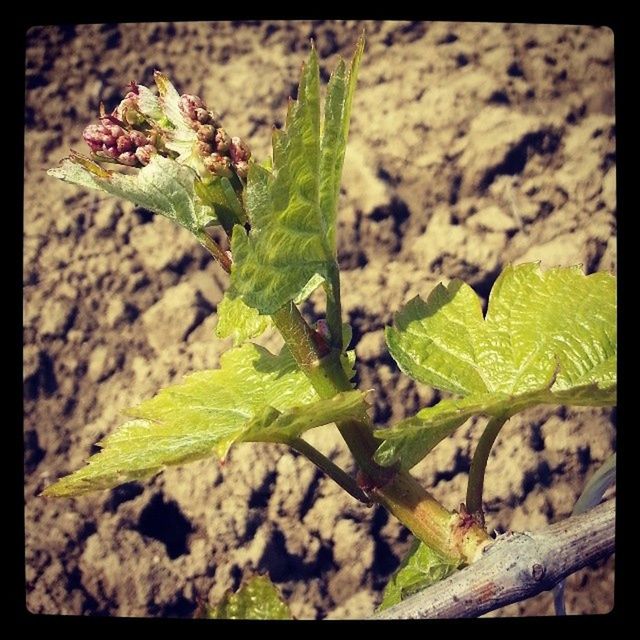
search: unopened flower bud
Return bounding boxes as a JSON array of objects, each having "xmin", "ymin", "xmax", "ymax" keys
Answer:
[
  {"xmin": 118, "ymin": 151, "xmax": 138, "ymax": 167},
  {"xmin": 135, "ymin": 145, "xmax": 155, "ymax": 166},
  {"xmin": 179, "ymin": 94, "xmax": 206, "ymax": 121},
  {"xmin": 83, "ymin": 123, "xmax": 115, "ymax": 150},
  {"xmin": 214, "ymin": 128, "xmax": 231, "ymax": 153},
  {"xmin": 197, "ymin": 124, "xmax": 216, "ymax": 142},
  {"xmin": 83, "ymin": 107, "xmax": 160, "ymax": 169},
  {"xmin": 129, "ymin": 130, "xmax": 149, "ymax": 147},
  {"xmin": 195, "ymin": 108, "xmax": 210, "ymax": 124},
  {"xmin": 234, "ymin": 160, "xmax": 249, "ymax": 180},
  {"xmin": 204, "ymin": 153, "xmax": 233, "ymax": 178},
  {"xmin": 208, "ymin": 112, "xmax": 221, "ymax": 129},
  {"xmin": 95, "ymin": 146, "xmax": 119, "ymax": 160},
  {"xmin": 229, "ymin": 136, "xmax": 251, "ymax": 163},
  {"xmin": 116, "ymin": 135, "xmax": 134, "ymax": 153},
  {"xmin": 315, "ymin": 319, "xmax": 330, "ymax": 341},
  {"xmin": 103, "ymin": 120, "xmax": 126, "ymax": 140},
  {"xmin": 196, "ymin": 141, "xmax": 214, "ymax": 156}
]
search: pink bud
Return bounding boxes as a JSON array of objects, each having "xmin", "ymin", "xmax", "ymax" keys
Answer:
[
  {"xmin": 204, "ymin": 153, "xmax": 233, "ymax": 178},
  {"xmin": 104, "ymin": 122, "xmax": 125, "ymax": 139},
  {"xmin": 234, "ymin": 160, "xmax": 249, "ymax": 180},
  {"xmin": 118, "ymin": 151, "xmax": 138, "ymax": 167},
  {"xmin": 83, "ymin": 123, "xmax": 115, "ymax": 148},
  {"xmin": 195, "ymin": 108, "xmax": 210, "ymax": 124},
  {"xmin": 196, "ymin": 141, "xmax": 214, "ymax": 156},
  {"xmin": 179, "ymin": 94, "xmax": 206, "ymax": 121},
  {"xmin": 93, "ymin": 146, "xmax": 118, "ymax": 161},
  {"xmin": 135, "ymin": 145, "xmax": 155, "ymax": 166},
  {"xmin": 129, "ymin": 130, "xmax": 148, "ymax": 147},
  {"xmin": 214, "ymin": 128, "xmax": 231, "ymax": 153},
  {"xmin": 197, "ymin": 124, "xmax": 216, "ymax": 142},
  {"xmin": 229, "ymin": 136, "xmax": 251, "ymax": 163},
  {"xmin": 116, "ymin": 135, "xmax": 134, "ymax": 153},
  {"xmin": 315, "ymin": 319, "xmax": 330, "ymax": 341}
]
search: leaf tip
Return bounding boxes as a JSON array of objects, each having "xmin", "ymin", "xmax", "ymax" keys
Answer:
[
  {"xmin": 39, "ymin": 486, "xmax": 53, "ymax": 498},
  {"xmin": 69, "ymin": 150, "xmax": 112, "ymax": 178},
  {"xmin": 40, "ymin": 478, "xmax": 71, "ymax": 498},
  {"xmin": 153, "ymin": 70, "xmax": 172, "ymax": 97}
]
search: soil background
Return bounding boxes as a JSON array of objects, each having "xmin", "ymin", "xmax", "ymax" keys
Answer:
[{"xmin": 24, "ymin": 20, "xmax": 616, "ymax": 619}]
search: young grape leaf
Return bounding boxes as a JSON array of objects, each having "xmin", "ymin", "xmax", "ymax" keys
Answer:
[
  {"xmin": 138, "ymin": 71, "xmax": 213, "ymax": 179},
  {"xmin": 206, "ymin": 575, "xmax": 292, "ymax": 620},
  {"xmin": 375, "ymin": 263, "xmax": 616, "ymax": 470},
  {"xmin": 195, "ymin": 176, "xmax": 247, "ymax": 236},
  {"xmin": 48, "ymin": 154, "xmax": 217, "ymax": 233},
  {"xmin": 147, "ymin": 72, "xmax": 198, "ymax": 159},
  {"xmin": 379, "ymin": 538, "xmax": 459, "ymax": 610},
  {"xmin": 216, "ymin": 294, "xmax": 272, "ymax": 346},
  {"xmin": 228, "ymin": 36, "xmax": 365, "ymax": 316},
  {"xmin": 319, "ymin": 35, "xmax": 363, "ymax": 251},
  {"xmin": 43, "ymin": 343, "xmax": 368, "ymax": 497}
]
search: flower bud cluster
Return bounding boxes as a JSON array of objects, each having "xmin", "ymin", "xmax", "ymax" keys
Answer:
[
  {"xmin": 83, "ymin": 117, "xmax": 157, "ymax": 167},
  {"xmin": 82, "ymin": 82, "xmax": 251, "ymax": 179},
  {"xmin": 178, "ymin": 94, "xmax": 251, "ymax": 179},
  {"xmin": 83, "ymin": 87, "xmax": 157, "ymax": 168}
]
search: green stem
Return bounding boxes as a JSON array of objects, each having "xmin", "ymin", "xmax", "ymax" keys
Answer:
[
  {"xmin": 272, "ymin": 299, "xmax": 490, "ymax": 563},
  {"xmin": 207, "ymin": 191, "xmax": 488, "ymax": 560},
  {"xmin": 289, "ymin": 437, "xmax": 370, "ymax": 504},
  {"xmin": 272, "ymin": 302, "xmax": 330, "ymax": 363},
  {"xmin": 324, "ymin": 264, "xmax": 343, "ymax": 352},
  {"xmin": 466, "ymin": 415, "xmax": 509, "ymax": 525},
  {"xmin": 198, "ymin": 232, "xmax": 232, "ymax": 274}
]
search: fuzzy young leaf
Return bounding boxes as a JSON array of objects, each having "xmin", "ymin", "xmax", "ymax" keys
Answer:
[
  {"xmin": 376, "ymin": 263, "xmax": 616, "ymax": 469},
  {"xmin": 48, "ymin": 154, "xmax": 216, "ymax": 233},
  {"xmin": 229, "ymin": 36, "xmax": 364, "ymax": 315},
  {"xmin": 379, "ymin": 539, "xmax": 459, "ymax": 610},
  {"xmin": 138, "ymin": 72, "xmax": 203, "ymax": 170},
  {"xmin": 216, "ymin": 294, "xmax": 272, "ymax": 346},
  {"xmin": 207, "ymin": 575, "xmax": 292, "ymax": 620},
  {"xmin": 43, "ymin": 343, "xmax": 368, "ymax": 497},
  {"xmin": 195, "ymin": 177, "xmax": 247, "ymax": 235},
  {"xmin": 319, "ymin": 35, "xmax": 364, "ymax": 250},
  {"xmin": 150, "ymin": 72, "xmax": 197, "ymax": 155}
]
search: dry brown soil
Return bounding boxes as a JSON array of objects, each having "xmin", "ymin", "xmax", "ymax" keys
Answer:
[{"xmin": 24, "ymin": 20, "xmax": 616, "ymax": 618}]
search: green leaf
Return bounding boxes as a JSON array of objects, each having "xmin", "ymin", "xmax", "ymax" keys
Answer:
[
  {"xmin": 216, "ymin": 294, "xmax": 272, "ymax": 346},
  {"xmin": 145, "ymin": 72, "xmax": 200, "ymax": 166},
  {"xmin": 43, "ymin": 343, "xmax": 368, "ymax": 497},
  {"xmin": 48, "ymin": 154, "xmax": 216, "ymax": 233},
  {"xmin": 229, "ymin": 36, "xmax": 364, "ymax": 315},
  {"xmin": 320, "ymin": 34, "xmax": 364, "ymax": 250},
  {"xmin": 294, "ymin": 273, "xmax": 326, "ymax": 304},
  {"xmin": 195, "ymin": 176, "xmax": 247, "ymax": 236},
  {"xmin": 376, "ymin": 264, "xmax": 616, "ymax": 469},
  {"xmin": 573, "ymin": 453, "xmax": 616, "ymax": 516},
  {"xmin": 379, "ymin": 539, "xmax": 459, "ymax": 610},
  {"xmin": 340, "ymin": 322, "xmax": 357, "ymax": 382},
  {"xmin": 206, "ymin": 575, "xmax": 293, "ymax": 620}
]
